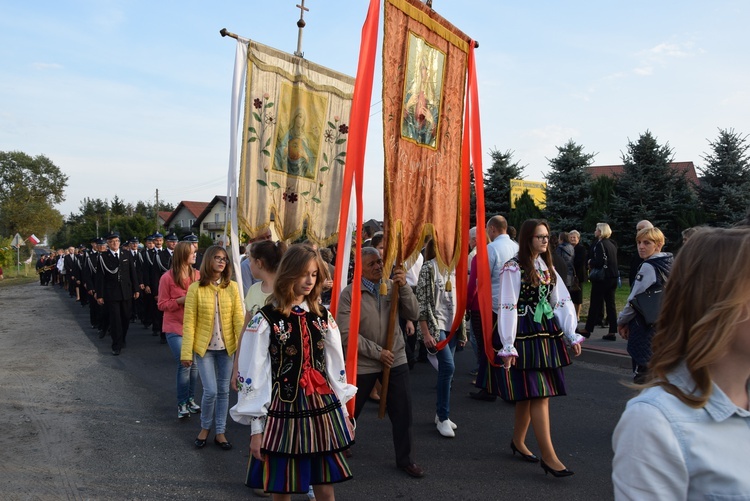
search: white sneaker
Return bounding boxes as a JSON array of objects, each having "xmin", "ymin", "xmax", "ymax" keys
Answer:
[
  {"xmin": 434, "ymin": 414, "xmax": 457, "ymax": 430},
  {"xmin": 436, "ymin": 419, "xmax": 456, "ymax": 437}
]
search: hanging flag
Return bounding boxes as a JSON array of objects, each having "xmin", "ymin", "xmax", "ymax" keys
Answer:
[
  {"xmin": 28, "ymin": 234, "xmax": 40, "ymax": 246},
  {"xmin": 237, "ymin": 40, "xmax": 355, "ymax": 245},
  {"xmin": 381, "ymin": 0, "xmax": 471, "ymax": 273}
]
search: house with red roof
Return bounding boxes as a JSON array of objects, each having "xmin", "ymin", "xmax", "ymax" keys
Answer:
[
  {"xmin": 586, "ymin": 161, "xmax": 699, "ymax": 186},
  {"xmin": 164, "ymin": 201, "xmax": 210, "ymax": 234}
]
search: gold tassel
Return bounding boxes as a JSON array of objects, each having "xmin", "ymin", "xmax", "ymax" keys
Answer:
[
  {"xmin": 445, "ymin": 279, "xmax": 452, "ymax": 292},
  {"xmin": 379, "ymin": 279, "xmax": 388, "ymax": 296}
]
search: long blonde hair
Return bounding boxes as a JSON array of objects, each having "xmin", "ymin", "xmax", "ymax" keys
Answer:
[{"xmin": 646, "ymin": 227, "xmax": 750, "ymax": 408}]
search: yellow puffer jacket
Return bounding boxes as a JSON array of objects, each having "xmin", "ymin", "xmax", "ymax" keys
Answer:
[{"xmin": 181, "ymin": 280, "xmax": 244, "ymax": 360}]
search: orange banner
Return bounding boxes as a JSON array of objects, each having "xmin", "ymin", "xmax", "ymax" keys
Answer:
[{"xmin": 382, "ymin": 0, "xmax": 469, "ymax": 274}]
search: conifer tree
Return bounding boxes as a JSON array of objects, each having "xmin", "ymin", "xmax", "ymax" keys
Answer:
[
  {"xmin": 611, "ymin": 131, "xmax": 699, "ymax": 255},
  {"xmin": 698, "ymin": 128, "xmax": 750, "ymax": 227},
  {"xmin": 544, "ymin": 140, "xmax": 594, "ymax": 232},
  {"xmin": 483, "ymin": 148, "xmax": 525, "ymax": 220}
]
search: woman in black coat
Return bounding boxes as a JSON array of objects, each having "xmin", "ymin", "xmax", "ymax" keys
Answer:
[{"xmin": 577, "ymin": 223, "xmax": 618, "ymax": 340}]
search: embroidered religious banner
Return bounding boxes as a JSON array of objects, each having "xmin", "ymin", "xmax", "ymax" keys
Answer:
[
  {"xmin": 238, "ymin": 40, "xmax": 355, "ymax": 244},
  {"xmin": 382, "ymin": 0, "xmax": 470, "ymax": 273}
]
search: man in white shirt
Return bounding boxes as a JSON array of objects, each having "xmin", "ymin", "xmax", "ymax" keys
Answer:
[
  {"xmin": 487, "ymin": 215, "xmax": 518, "ymax": 312},
  {"xmin": 470, "ymin": 216, "xmax": 518, "ymax": 401}
]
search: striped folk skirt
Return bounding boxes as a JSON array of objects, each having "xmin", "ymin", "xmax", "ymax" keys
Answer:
[
  {"xmin": 497, "ymin": 312, "xmax": 572, "ymax": 402},
  {"xmin": 246, "ymin": 390, "xmax": 353, "ymax": 494}
]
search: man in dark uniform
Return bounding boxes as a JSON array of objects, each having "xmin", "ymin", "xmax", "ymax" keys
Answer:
[
  {"xmin": 95, "ymin": 232, "xmax": 139, "ymax": 356},
  {"xmin": 82, "ymin": 238, "xmax": 101, "ymax": 330},
  {"xmin": 126, "ymin": 237, "xmax": 143, "ymax": 323},
  {"xmin": 63, "ymin": 247, "xmax": 77, "ymax": 297},
  {"xmin": 36, "ymin": 254, "xmax": 46, "ymax": 285},
  {"xmin": 140, "ymin": 235, "xmax": 156, "ymax": 329},
  {"xmin": 182, "ymin": 233, "xmax": 202, "ymax": 269}
]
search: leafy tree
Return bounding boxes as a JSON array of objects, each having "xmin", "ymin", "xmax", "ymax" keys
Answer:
[
  {"xmin": 544, "ymin": 139, "xmax": 594, "ymax": 232},
  {"xmin": 0, "ymin": 151, "xmax": 67, "ymax": 238},
  {"xmin": 509, "ymin": 190, "xmax": 543, "ymax": 230},
  {"xmin": 698, "ymin": 128, "xmax": 750, "ymax": 227},
  {"xmin": 484, "ymin": 148, "xmax": 525, "ymax": 219},
  {"xmin": 611, "ymin": 131, "xmax": 699, "ymax": 256}
]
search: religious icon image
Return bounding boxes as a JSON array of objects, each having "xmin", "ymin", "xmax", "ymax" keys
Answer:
[
  {"xmin": 272, "ymin": 82, "xmax": 327, "ymax": 180},
  {"xmin": 401, "ymin": 32, "xmax": 445, "ymax": 149}
]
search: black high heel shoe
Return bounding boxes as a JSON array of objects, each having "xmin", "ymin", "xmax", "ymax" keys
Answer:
[
  {"xmin": 540, "ymin": 459, "xmax": 574, "ymax": 477},
  {"xmin": 510, "ymin": 441, "xmax": 539, "ymax": 463}
]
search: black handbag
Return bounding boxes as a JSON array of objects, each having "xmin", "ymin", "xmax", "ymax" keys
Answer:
[
  {"xmin": 630, "ymin": 286, "xmax": 664, "ymax": 326},
  {"xmin": 588, "ymin": 243, "xmax": 607, "ymax": 282}
]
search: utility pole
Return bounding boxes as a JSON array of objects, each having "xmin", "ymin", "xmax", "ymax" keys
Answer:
[{"xmin": 155, "ymin": 189, "xmax": 159, "ymax": 231}]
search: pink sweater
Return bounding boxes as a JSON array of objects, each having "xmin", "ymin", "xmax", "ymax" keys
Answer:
[{"xmin": 157, "ymin": 270, "xmax": 200, "ymax": 336}]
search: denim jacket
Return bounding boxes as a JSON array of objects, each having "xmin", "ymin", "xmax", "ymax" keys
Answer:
[{"xmin": 612, "ymin": 363, "xmax": 750, "ymax": 500}]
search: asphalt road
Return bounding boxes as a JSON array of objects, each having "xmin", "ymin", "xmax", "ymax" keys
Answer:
[{"xmin": 1, "ymin": 282, "xmax": 634, "ymax": 500}]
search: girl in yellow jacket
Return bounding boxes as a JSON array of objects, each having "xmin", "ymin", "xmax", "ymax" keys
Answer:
[{"xmin": 181, "ymin": 245, "xmax": 244, "ymax": 450}]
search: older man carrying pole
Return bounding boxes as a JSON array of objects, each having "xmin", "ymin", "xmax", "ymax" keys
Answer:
[{"xmin": 337, "ymin": 247, "xmax": 424, "ymax": 478}]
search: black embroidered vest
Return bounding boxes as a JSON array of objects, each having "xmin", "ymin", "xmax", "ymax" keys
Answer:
[{"xmin": 260, "ymin": 304, "xmax": 330, "ymax": 403}]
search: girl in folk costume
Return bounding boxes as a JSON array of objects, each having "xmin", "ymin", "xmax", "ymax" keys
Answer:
[
  {"xmin": 231, "ymin": 244, "xmax": 356, "ymax": 500},
  {"xmin": 497, "ymin": 219, "xmax": 584, "ymax": 477}
]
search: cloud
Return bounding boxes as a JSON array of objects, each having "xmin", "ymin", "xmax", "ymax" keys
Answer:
[
  {"xmin": 632, "ymin": 40, "xmax": 703, "ymax": 76},
  {"xmin": 31, "ymin": 62, "xmax": 63, "ymax": 71}
]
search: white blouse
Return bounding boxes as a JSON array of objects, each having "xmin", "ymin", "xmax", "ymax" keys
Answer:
[
  {"xmin": 229, "ymin": 301, "xmax": 357, "ymax": 434},
  {"xmin": 496, "ymin": 256, "xmax": 582, "ymax": 357}
]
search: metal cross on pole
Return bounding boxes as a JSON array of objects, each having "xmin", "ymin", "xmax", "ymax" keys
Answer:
[{"xmin": 294, "ymin": 0, "xmax": 309, "ymax": 58}]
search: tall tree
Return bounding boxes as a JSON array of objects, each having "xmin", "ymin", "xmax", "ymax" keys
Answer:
[
  {"xmin": 509, "ymin": 190, "xmax": 543, "ymax": 230},
  {"xmin": 698, "ymin": 128, "xmax": 750, "ymax": 227},
  {"xmin": 582, "ymin": 175, "xmax": 616, "ymax": 242},
  {"xmin": 484, "ymin": 148, "xmax": 525, "ymax": 220},
  {"xmin": 0, "ymin": 151, "xmax": 67, "ymax": 238},
  {"xmin": 544, "ymin": 139, "xmax": 595, "ymax": 232},
  {"xmin": 611, "ymin": 131, "xmax": 699, "ymax": 255}
]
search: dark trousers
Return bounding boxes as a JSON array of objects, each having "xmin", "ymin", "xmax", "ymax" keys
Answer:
[
  {"xmin": 142, "ymin": 293, "xmax": 155, "ymax": 327},
  {"xmin": 106, "ymin": 298, "xmax": 132, "ymax": 351},
  {"xmin": 585, "ymin": 277, "xmax": 618, "ymax": 334},
  {"xmin": 354, "ymin": 363, "xmax": 414, "ymax": 468},
  {"xmin": 471, "ymin": 310, "xmax": 503, "ymax": 394},
  {"xmin": 88, "ymin": 294, "xmax": 100, "ymax": 327}
]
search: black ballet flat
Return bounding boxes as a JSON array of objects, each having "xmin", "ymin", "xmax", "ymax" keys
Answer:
[
  {"xmin": 541, "ymin": 459, "xmax": 574, "ymax": 477},
  {"xmin": 194, "ymin": 433, "xmax": 209, "ymax": 448},
  {"xmin": 214, "ymin": 437, "xmax": 232, "ymax": 450},
  {"xmin": 510, "ymin": 441, "xmax": 539, "ymax": 463}
]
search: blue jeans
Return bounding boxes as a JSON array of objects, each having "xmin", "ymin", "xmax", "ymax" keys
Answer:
[
  {"xmin": 165, "ymin": 333, "xmax": 198, "ymax": 406},
  {"xmin": 436, "ymin": 330, "xmax": 457, "ymax": 421},
  {"xmin": 194, "ymin": 349, "xmax": 233, "ymax": 434}
]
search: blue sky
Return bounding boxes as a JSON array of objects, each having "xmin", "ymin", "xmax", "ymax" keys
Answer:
[{"xmin": 1, "ymin": 1, "xmax": 748, "ymax": 221}]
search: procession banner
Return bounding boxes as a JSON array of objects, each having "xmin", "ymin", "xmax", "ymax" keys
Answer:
[
  {"xmin": 382, "ymin": 0, "xmax": 470, "ymax": 274},
  {"xmin": 238, "ymin": 40, "xmax": 355, "ymax": 245}
]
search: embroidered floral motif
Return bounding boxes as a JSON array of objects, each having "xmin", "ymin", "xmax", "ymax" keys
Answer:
[
  {"xmin": 502, "ymin": 260, "xmax": 520, "ymax": 272},
  {"xmin": 316, "ymin": 339, "xmax": 325, "ymax": 350},
  {"xmin": 285, "ymin": 345, "xmax": 298, "ymax": 356},
  {"xmin": 312, "ymin": 317, "xmax": 328, "ymax": 339},
  {"xmin": 273, "ymin": 320, "xmax": 292, "ymax": 344},
  {"xmin": 500, "ymin": 303, "xmax": 517, "ymax": 311},
  {"xmin": 315, "ymin": 359, "xmax": 326, "ymax": 372},
  {"xmin": 328, "ymin": 313, "xmax": 338, "ymax": 330},
  {"xmin": 553, "ymin": 298, "xmax": 569, "ymax": 309},
  {"xmin": 338, "ymin": 369, "xmax": 346, "ymax": 383},
  {"xmin": 248, "ymin": 314, "xmax": 263, "ymax": 332},
  {"xmin": 237, "ymin": 375, "xmax": 254, "ymax": 396},
  {"xmin": 269, "ymin": 344, "xmax": 278, "ymax": 355}
]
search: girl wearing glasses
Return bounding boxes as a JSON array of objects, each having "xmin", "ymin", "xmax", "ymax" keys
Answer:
[
  {"xmin": 181, "ymin": 245, "xmax": 244, "ymax": 450},
  {"xmin": 497, "ymin": 219, "xmax": 584, "ymax": 477},
  {"xmin": 231, "ymin": 244, "xmax": 356, "ymax": 499}
]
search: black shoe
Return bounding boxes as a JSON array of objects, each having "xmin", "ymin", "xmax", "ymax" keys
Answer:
[
  {"xmin": 541, "ymin": 459, "xmax": 574, "ymax": 477},
  {"xmin": 510, "ymin": 440, "xmax": 539, "ymax": 463},
  {"xmin": 98, "ymin": 330, "xmax": 106, "ymax": 339},
  {"xmin": 399, "ymin": 463, "xmax": 425, "ymax": 478},
  {"xmin": 195, "ymin": 433, "xmax": 209, "ymax": 448},
  {"xmin": 602, "ymin": 333, "xmax": 617, "ymax": 341},
  {"xmin": 575, "ymin": 328, "xmax": 591, "ymax": 338},
  {"xmin": 469, "ymin": 389, "xmax": 497, "ymax": 402},
  {"xmin": 213, "ymin": 437, "xmax": 232, "ymax": 450},
  {"xmin": 112, "ymin": 349, "xmax": 121, "ymax": 356}
]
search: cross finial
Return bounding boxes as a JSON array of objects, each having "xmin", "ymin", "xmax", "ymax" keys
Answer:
[{"xmin": 294, "ymin": 0, "xmax": 309, "ymax": 58}]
